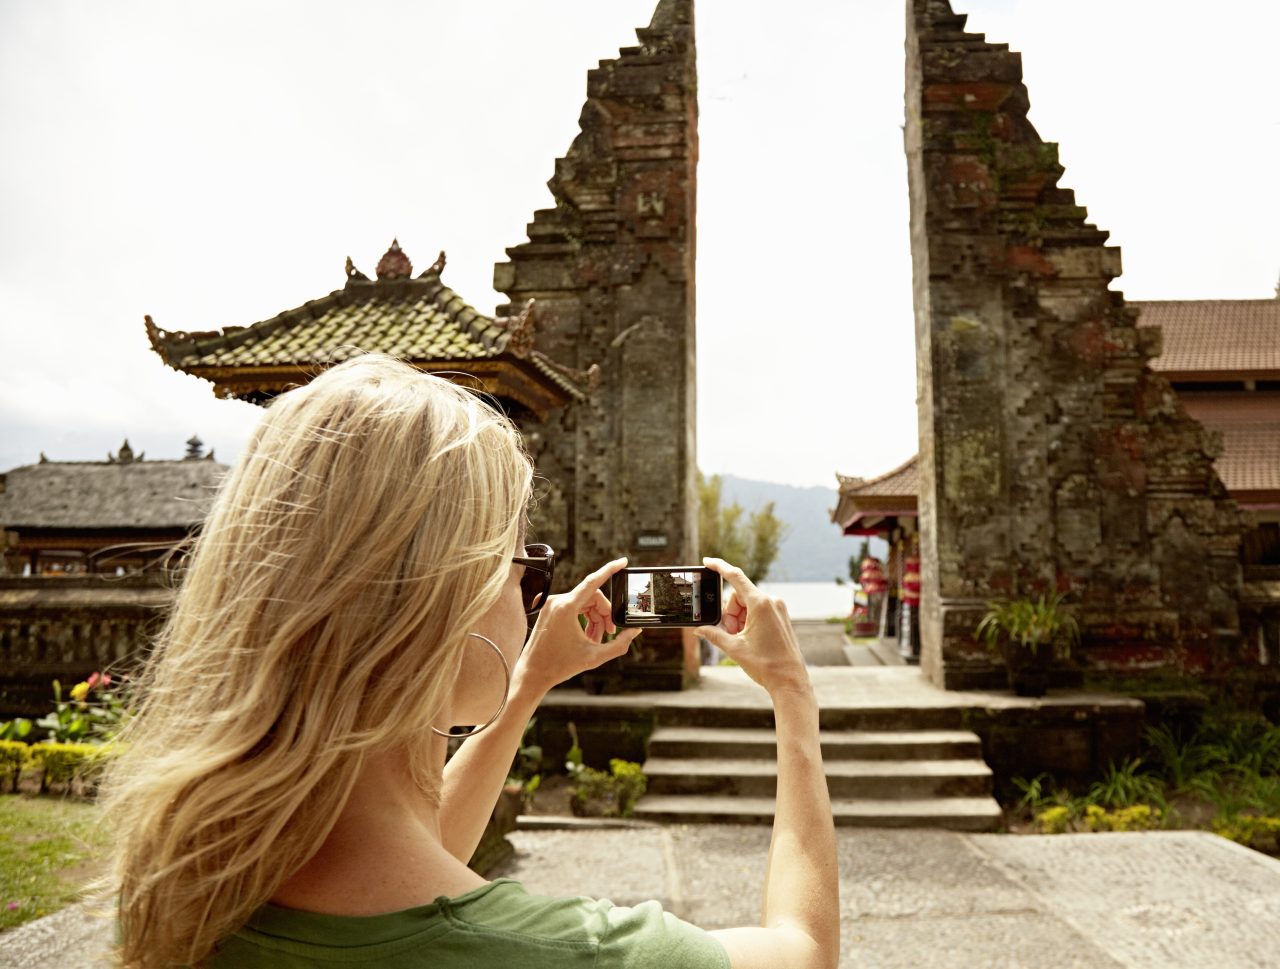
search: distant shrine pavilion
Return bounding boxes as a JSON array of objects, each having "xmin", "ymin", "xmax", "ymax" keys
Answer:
[{"xmin": 145, "ymin": 240, "xmax": 595, "ymax": 420}]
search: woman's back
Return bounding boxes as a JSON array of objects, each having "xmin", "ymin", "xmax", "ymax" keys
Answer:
[{"xmin": 214, "ymin": 880, "xmax": 727, "ymax": 969}]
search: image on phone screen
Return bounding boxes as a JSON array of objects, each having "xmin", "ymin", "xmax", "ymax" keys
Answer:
[{"xmin": 626, "ymin": 569, "xmax": 703, "ymax": 625}]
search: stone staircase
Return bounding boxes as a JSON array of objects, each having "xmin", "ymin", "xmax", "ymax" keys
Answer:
[{"xmin": 634, "ymin": 718, "xmax": 1002, "ymax": 831}]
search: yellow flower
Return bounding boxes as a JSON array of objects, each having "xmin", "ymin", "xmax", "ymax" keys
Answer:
[{"xmin": 69, "ymin": 681, "xmax": 90, "ymax": 702}]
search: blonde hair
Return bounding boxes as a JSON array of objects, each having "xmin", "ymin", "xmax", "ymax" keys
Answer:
[{"xmin": 98, "ymin": 354, "xmax": 532, "ymax": 968}]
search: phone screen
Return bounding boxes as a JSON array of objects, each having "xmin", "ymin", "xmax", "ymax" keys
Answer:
[{"xmin": 613, "ymin": 567, "xmax": 721, "ymax": 627}]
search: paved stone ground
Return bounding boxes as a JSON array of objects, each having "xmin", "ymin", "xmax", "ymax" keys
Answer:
[
  {"xmin": 4, "ymin": 827, "xmax": 1279, "ymax": 968},
  {"xmin": 503, "ymin": 826, "xmax": 1280, "ymax": 969},
  {"xmin": 542, "ymin": 665, "xmax": 1142, "ymax": 721},
  {"xmin": 791, "ymin": 619, "xmax": 852, "ymax": 666}
]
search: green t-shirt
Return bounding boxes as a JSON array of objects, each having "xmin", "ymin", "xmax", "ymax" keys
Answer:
[{"xmin": 210, "ymin": 879, "xmax": 730, "ymax": 969}]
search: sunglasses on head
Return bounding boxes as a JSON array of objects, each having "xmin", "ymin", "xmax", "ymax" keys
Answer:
[{"xmin": 512, "ymin": 543, "xmax": 555, "ymax": 616}]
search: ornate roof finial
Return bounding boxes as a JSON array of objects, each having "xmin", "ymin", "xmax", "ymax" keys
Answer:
[
  {"xmin": 505, "ymin": 299, "xmax": 537, "ymax": 357},
  {"xmin": 376, "ymin": 239, "xmax": 412, "ymax": 280},
  {"xmin": 185, "ymin": 435, "xmax": 205, "ymax": 460},
  {"xmin": 345, "ymin": 256, "xmax": 370, "ymax": 282},
  {"xmin": 420, "ymin": 250, "xmax": 446, "ymax": 278}
]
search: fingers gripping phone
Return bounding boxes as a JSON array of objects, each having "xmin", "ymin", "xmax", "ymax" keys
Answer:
[{"xmin": 610, "ymin": 566, "xmax": 722, "ymax": 628}]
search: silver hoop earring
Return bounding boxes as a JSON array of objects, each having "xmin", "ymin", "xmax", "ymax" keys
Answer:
[{"xmin": 431, "ymin": 633, "xmax": 511, "ymax": 739}]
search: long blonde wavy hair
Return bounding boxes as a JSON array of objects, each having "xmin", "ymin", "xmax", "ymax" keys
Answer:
[{"xmin": 98, "ymin": 354, "xmax": 532, "ymax": 969}]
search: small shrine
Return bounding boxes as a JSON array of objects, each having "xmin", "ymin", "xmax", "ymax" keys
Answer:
[
  {"xmin": 833, "ymin": 458, "xmax": 921, "ymax": 661},
  {"xmin": 145, "ymin": 240, "xmax": 596, "ymax": 420}
]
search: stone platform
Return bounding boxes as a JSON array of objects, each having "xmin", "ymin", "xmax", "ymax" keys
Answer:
[{"xmin": 536, "ymin": 665, "xmax": 1145, "ymax": 797}]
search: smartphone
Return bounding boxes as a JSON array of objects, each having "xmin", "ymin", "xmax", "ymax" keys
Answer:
[{"xmin": 611, "ymin": 566, "xmax": 722, "ymax": 628}]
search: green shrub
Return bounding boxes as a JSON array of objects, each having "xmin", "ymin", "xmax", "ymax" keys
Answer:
[
  {"xmin": 0, "ymin": 718, "xmax": 33, "ymax": 742},
  {"xmin": 28, "ymin": 742, "xmax": 114, "ymax": 794},
  {"xmin": 1083, "ymin": 804, "xmax": 1161, "ymax": 832},
  {"xmin": 1213, "ymin": 815, "xmax": 1280, "ymax": 853},
  {"xmin": 569, "ymin": 759, "xmax": 648, "ymax": 818},
  {"xmin": 0, "ymin": 741, "xmax": 31, "ymax": 792},
  {"xmin": 1144, "ymin": 723, "xmax": 1218, "ymax": 791},
  {"xmin": 1088, "ymin": 758, "xmax": 1166, "ymax": 810},
  {"xmin": 1035, "ymin": 805, "xmax": 1071, "ymax": 834}
]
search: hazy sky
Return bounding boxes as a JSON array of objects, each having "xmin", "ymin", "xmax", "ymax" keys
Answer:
[{"xmin": 1, "ymin": 0, "xmax": 1276, "ymax": 488}]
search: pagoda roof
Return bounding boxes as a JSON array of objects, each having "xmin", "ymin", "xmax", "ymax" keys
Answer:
[
  {"xmin": 0, "ymin": 442, "xmax": 227, "ymax": 531},
  {"xmin": 832, "ymin": 456, "xmax": 919, "ymax": 535},
  {"xmin": 1135, "ymin": 298, "xmax": 1280, "ymax": 380},
  {"xmin": 146, "ymin": 241, "xmax": 594, "ymax": 417}
]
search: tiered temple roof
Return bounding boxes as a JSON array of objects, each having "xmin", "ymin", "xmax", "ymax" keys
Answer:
[
  {"xmin": 146, "ymin": 240, "xmax": 595, "ymax": 417},
  {"xmin": 834, "ymin": 297, "xmax": 1280, "ymax": 529}
]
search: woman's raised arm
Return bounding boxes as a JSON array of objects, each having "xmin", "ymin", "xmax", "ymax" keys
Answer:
[
  {"xmin": 698, "ymin": 558, "xmax": 840, "ymax": 969},
  {"xmin": 438, "ymin": 559, "xmax": 639, "ymax": 862}
]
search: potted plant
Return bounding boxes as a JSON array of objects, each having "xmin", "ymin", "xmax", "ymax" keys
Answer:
[{"xmin": 974, "ymin": 592, "xmax": 1079, "ymax": 697}]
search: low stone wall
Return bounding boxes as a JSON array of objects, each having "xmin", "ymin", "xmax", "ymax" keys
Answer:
[{"xmin": 0, "ymin": 575, "xmax": 169, "ymax": 717}]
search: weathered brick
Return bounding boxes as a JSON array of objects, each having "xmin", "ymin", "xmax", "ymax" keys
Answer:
[
  {"xmin": 493, "ymin": 0, "xmax": 698, "ymax": 690},
  {"xmin": 906, "ymin": 0, "xmax": 1243, "ymax": 689}
]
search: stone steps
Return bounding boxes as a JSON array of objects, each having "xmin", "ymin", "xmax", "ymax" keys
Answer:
[
  {"xmin": 648, "ymin": 726, "xmax": 983, "ymax": 761},
  {"xmin": 634, "ymin": 724, "xmax": 1001, "ymax": 831},
  {"xmin": 645, "ymin": 756, "xmax": 992, "ymax": 799},
  {"xmin": 653, "ymin": 704, "xmax": 969, "ymax": 731},
  {"xmin": 634, "ymin": 794, "xmax": 1002, "ymax": 831}
]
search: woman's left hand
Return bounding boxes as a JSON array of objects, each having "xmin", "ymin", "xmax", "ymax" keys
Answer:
[{"xmin": 515, "ymin": 557, "xmax": 641, "ymax": 696}]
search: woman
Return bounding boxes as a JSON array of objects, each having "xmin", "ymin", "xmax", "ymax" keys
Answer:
[{"xmin": 101, "ymin": 355, "xmax": 838, "ymax": 969}]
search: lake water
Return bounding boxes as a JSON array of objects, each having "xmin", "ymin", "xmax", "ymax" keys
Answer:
[{"xmin": 755, "ymin": 581, "xmax": 854, "ymax": 620}]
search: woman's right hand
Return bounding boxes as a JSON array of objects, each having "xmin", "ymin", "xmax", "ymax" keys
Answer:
[
  {"xmin": 696, "ymin": 557, "xmax": 811, "ymax": 696},
  {"xmin": 515, "ymin": 557, "xmax": 641, "ymax": 697}
]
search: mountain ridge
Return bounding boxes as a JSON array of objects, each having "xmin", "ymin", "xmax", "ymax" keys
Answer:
[{"xmin": 712, "ymin": 474, "xmax": 888, "ymax": 582}]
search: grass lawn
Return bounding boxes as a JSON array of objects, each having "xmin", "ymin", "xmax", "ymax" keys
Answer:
[{"xmin": 0, "ymin": 794, "xmax": 107, "ymax": 933}]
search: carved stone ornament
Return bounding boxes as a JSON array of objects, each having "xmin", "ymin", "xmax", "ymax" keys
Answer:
[{"xmin": 375, "ymin": 238, "xmax": 413, "ymax": 280}]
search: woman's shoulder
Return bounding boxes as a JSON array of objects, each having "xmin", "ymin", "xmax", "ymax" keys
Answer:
[{"xmin": 454, "ymin": 881, "xmax": 729, "ymax": 968}]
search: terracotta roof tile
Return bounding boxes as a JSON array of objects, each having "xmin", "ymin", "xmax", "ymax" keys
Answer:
[
  {"xmin": 837, "ymin": 456, "xmax": 919, "ymax": 497},
  {"xmin": 1211, "ymin": 423, "xmax": 1280, "ymax": 494},
  {"xmin": 1134, "ymin": 299, "xmax": 1280, "ymax": 376}
]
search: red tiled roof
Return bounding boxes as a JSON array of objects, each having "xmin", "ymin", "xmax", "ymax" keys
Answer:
[
  {"xmin": 1179, "ymin": 392, "xmax": 1280, "ymax": 426},
  {"xmin": 1210, "ymin": 423, "xmax": 1280, "ymax": 495},
  {"xmin": 1134, "ymin": 299, "xmax": 1280, "ymax": 376},
  {"xmin": 837, "ymin": 456, "xmax": 918, "ymax": 498},
  {"xmin": 833, "ymin": 456, "xmax": 919, "ymax": 529}
]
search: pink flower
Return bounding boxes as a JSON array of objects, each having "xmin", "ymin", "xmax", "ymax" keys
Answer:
[{"xmin": 6, "ymin": 901, "xmax": 19, "ymax": 911}]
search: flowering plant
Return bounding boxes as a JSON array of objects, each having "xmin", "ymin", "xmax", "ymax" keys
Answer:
[{"xmin": 35, "ymin": 672, "xmax": 131, "ymax": 744}]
